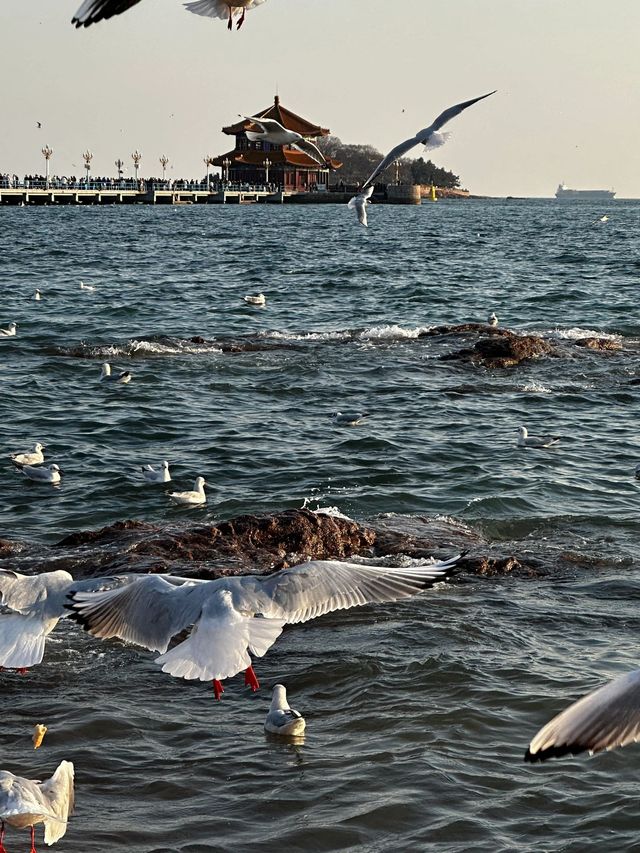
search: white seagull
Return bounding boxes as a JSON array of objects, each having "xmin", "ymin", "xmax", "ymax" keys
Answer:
[
  {"xmin": 67, "ymin": 554, "xmax": 461, "ymax": 700},
  {"xmin": 141, "ymin": 461, "xmax": 171, "ymax": 484},
  {"xmin": 22, "ymin": 464, "xmax": 61, "ymax": 485},
  {"xmin": 265, "ymin": 684, "xmax": 306, "ymax": 736},
  {"xmin": 241, "ymin": 115, "xmax": 328, "ymax": 166},
  {"xmin": 0, "ymin": 323, "xmax": 17, "ymax": 337},
  {"xmin": 329, "ymin": 411, "xmax": 369, "ymax": 426},
  {"xmin": 348, "ymin": 90, "xmax": 496, "ymax": 226},
  {"xmin": 516, "ymin": 426, "xmax": 560, "ymax": 449},
  {"xmin": 78, "ymin": 281, "xmax": 95, "ymax": 291},
  {"xmin": 100, "ymin": 363, "xmax": 132, "ymax": 384},
  {"xmin": 168, "ymin": 476, "xmax": 207, "ymax": 505},
  {"xmin": 72, "ymin": 0, "xmax": 266, "ymax": 30},
  {"xmin": 525, "ymin": 669, "xmax": 640, "ymax": 762},
  {"xmin": 11, "ymin": 443, "xmax": 45, "ymax": 468},
  {"xmin": 243, "ymin": 293, "xmax": 266, "ymax": 306},
  {"xmin": 347, "ymin": 186, "xmax": 373, "ymax": 228},
  {"xmin": 488, "ymin": 312, "xmax": 498, "ymax": 327},
  {"xmin": 0, "ymin": 761, "xmax": 74, "ymax": 851},
  {"xmin": 33, "ymin": 289, "xmax": 42, "ymax": 301}
]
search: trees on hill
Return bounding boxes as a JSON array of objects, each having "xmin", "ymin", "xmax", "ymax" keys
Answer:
[{"xmin": 318, "ymin": 136, "xmax": 461, "ymax": 188}]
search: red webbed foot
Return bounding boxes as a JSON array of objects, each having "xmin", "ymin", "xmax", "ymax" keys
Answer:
[
  {"xmin": 29, "ymin": 825, "xmax": 37, "ymax": 853},
  {"xmin": 212, "ymin": 679, "xmax": 224, "ymax": 701},
  {"xmin": 244, "ymin": 665, "xmax": 260, "ymax": 692}
]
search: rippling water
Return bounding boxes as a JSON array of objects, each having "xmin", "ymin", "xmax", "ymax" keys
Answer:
[{"xmin": 2, "ymin": 199, "xmax": 640, "ymax": 851}]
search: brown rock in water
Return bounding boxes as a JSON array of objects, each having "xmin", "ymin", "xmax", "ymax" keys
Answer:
[
  {"xmin": 420, "ymin": 323, "xmax": 512, "ymax": 338},
  {"xmin": 574, "ymin": 337, "xmax": 622, "ymax": 351},
  {"xmin": 441, "ymin": 332, "xmax": 553, "ymax": 368},
  {"xmin": 0, "ymin": 538, "xmax": 20, "ymax": 558},
  {"xmin": 55, "ymin": 519, "xmax": 157, "ymax": 549}
]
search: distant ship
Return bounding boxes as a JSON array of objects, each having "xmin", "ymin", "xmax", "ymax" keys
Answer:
[{"xmin": 555, "ymin": 183, "xmax": 616, "ymax": 200}]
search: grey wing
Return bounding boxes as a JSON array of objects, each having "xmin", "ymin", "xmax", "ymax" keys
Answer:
[
  {"xmin": 291, "ymin": 138, "xmax": 327, "ymax": 166},
  {"xmin": 361, "ymin": 137, "xmax": 422, "ymax": 191},
  {"xmin": 246, "ymin": 116, "xmax": 286, "ymax": 134},
  {"xmin": 0, "ymin": 570, "xmax": 74, "ymax": 619},
  {"xmin": 67, "ymin": 574, "xmax": 209, "ymax": 653},
  {"xmin": 421, "ymin": 90, "xmax": 496, "ymax": 139},
  {"xmin": 525, "ymin": 669, "xmax": 640, "ymax": 762},
  {"xmin": 72, "ymin": 0, "xmax": 143, "ymax": 26},
  {"xmin": 247, "ymin": 555, "xmax": 460, "ymax": 624}
]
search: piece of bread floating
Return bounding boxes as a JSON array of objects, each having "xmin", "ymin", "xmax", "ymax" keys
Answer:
[{"xmin": 32, "ymin": 723, "xmax": 47, "ymax": 750}]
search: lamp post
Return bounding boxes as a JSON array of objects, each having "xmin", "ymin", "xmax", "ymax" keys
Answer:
[
  {"xmin": 41, "ymin": 145, "xmax": 53, "ymax": 189},
  {"xmin": 264, "ymin": 156, "xmax": 271, "ymax": 186},
  {"xmin": 159, "ymin": 154, "xmax": 169, "ymax": 184},
  {"xmin": 204, "ymin": 156, "xmax": 214, "ymax": 192},
  {"xmin": 131, "ymin": 150, "xmax": 142, "ymax": 182},
  {"xmin": 223, "ymin": 156, "xmax": 231, "ymax": 186},
  {"xmin": 83, "ymin": 150, "xmax": 93, "ymax": 188},
  {"xmin": 115, "ymin": 158, "xmax": 124, "ymax": 186}
]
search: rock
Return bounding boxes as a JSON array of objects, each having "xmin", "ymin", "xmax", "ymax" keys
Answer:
[
  {"xmin": 441, "ymin": 332, "xmax": 553, "ymax": 368},
  {"xmin": 420, "ymin": 323, "xmax": 512, "ymax": 338},
  {"xmin": 574, "ymin": 337, "xmax": 622, "ymax": 351},
  {"xmin": 55, "ymin": 519, "xmax": 156, "ymax": 549}
]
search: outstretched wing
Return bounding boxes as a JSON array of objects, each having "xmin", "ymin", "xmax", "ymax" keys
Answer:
[
  {"xmin": 525, "ymin": 669, "xmax": 640, "ymax": 762},
  {"xmin": 419, "ymin": 90, "xmax": 496, "ymax": 140},
  {"xmin": 72, "ymin": 0, "xmax": 142, "ymax": 27},
  {"xmin": 291, "ymin": 138, "xmax": 328, "ymax": 166},
  {"xmin": 246, "ymin": 555, "xmax": 460, "ymax": 625},
  {"xmin": 185, "ymin": 0, "xmax": 266, "ymax": 17},
  {"xmin": 244, "ymin": 116, "xmax": 286, "ymax": 134}
]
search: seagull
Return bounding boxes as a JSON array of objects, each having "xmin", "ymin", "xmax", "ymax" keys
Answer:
[
  {"xmin": 243, "ymin": 293, "xmax": 266, "ymax": 306},
  {"xmin": 329, "ymin": 411, "xmax": 369, "ymax": 426},
  {"xmin": 11, "ymin": 443, "xmax": 45, "ymax": 467},
  {"xmin": 488, "ymin": 312, "xmax": 498, "ymax": 327},
  {"xmin": 141, "ymin": 461, "xmax": 171, "ymax": 484},
  {"xmin": 265, "ymin": 684, "xmax": 306, "ymax": 736},
  {"xmin": 100, "ymin": 363, "xmax": 132, "ymax": 384},
  {"xmin": 240, "ymin": 115, "xmax": 328, "ymax": 166},
  {"xmin": 0, "ymin": 323, "xmax": 17, "ymax": 337},
  {"xmin": 516, "ymin": 426, "xmax": 560, "ymax": 449},
  {"xmin": 168, "ymin": 476, "xmax": 207, "ymax": 505},
  {"xmin": 79, "ymin": 281, "xmax": 95, "ymax": 291},
  {"xmin": 347, "ymin": 186, "xmax": 373, "ymax": 228},
  {"xmin": 33, "ymin": 289, "xmax": 42, "ymax": 301},
  {"xmin": 592, "ymin": 214, "xmax": 609, "ymax": 225},
  {"xmin": 67, "ymin": 554, "xmax": 461, "ymax": 700},
  {"xmin": 72, "ymin": 0, "xmax": 266, "ymax": 30},
  {"xmin": 525, "ymin": 669, "xmax": 640, "ymax": 762},
  {"xmin": 348, "ymin": 90, "xmax": 496, "ymax": 226},
  {"xmin": 36, "ymin": 122, "xmax": 42, "ymax": 129},
  {"xmin": 0, "ymin": 761, "xmax": 74, "ymax": 852},
  {"xmin": 22, "ymin": 464, "xmax": 61, "ymax": 485}
]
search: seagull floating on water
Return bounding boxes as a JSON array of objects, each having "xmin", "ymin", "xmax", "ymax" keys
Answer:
[
  {"xmin": 330, "ymin": 411, "xmax": 369, "ymax": 426},
  {"xmin": 33, "ymin": 289, "xmax": 42, "ymax": 301},
  {"xmin": 142, "ymin": 461, "xmax": 171, "ymax": 483},
  {"xmin": 243, "ymin": 293, "xmax": 266, "ymax": 306},
  {"xmin": 11, "ymin": 443, "xmax": 45, "ymax": 467},
  {"xmin": 265, "ymin": 684, "xmax": 306, "ymax": 736},
  {"xmin": 516, "ymin": 426, "xmax": 560, "ymax": 449},
  {"xmin": 79, "ymin": 281, "xmax": 95, "ymax": 291},
  {"xmin": 488, "ymin": 312, "xmax": 498, "ymax": 327},
  {"xmin": 67, "ymin": 554, "xmax": 461, "ymax": 700},
  {"xmin": 72, "ymin": 0, "xmax": 266, "ymax": 30},
  {"xmin": 0, "ymin": 760, "xmax": 74, "ymax": 852},
  {"xmin": 100, "ymin": 363, "xmax": 132, "ymax": 384},
  {"xmin": 592, "ymin": 214, "xmax": 609, "ymax": 225},
  {"xmin": 22, "ymin": 464, "xmax": 61, "ymax": 485},
  {"xmin": 0, "ymin": 323, "xmax": 17, "ymax": 337},
  {"xmin": 349, "ymin": 90, "xmax": 496, "ymax": 226},
  {"xmin": 241, "ymin": 115, "xmax": 328, "ymax": 166},
  {"xmin": 168, "ymin": 476, "xmax": 207, "ymax": 505}
]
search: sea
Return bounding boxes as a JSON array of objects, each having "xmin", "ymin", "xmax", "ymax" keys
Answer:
[{"xmin": 1, "ymin": 198, "xmax": 640, "ymax": 852}]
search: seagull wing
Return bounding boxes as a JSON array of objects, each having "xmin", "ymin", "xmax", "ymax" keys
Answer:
[
  {"xmin": 525, "ymin": 669, "xmax": 640, "ymax": 762},
  {"xmin": 243, "ymin": 555, "xmax": 460, "ymax": 625},
  {"xmin": 291, "ymin": 138, "xmax": 328, "ymax": 166},
  {"xmin": 361, "ymin": 90, "xmax": 495, "ymax": 190},
  {"xmin": 184, "ymin": 0, "xmax": 266, "ymax": 17},
  {"xmin": 39, "ymin": 761, "xmax": 74, "ymax": 845},
  {"xmin": 72, "ymin": 0, "xmax": 142, "ymax": 27},
  {"xmin": 245, "ymin": 116, "xmax": 286, "ymax": 134}
]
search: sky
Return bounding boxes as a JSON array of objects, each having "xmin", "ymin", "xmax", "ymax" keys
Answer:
[{"xmin": 1, "ymin": 0, "xmax": 639, "ymax": 198}]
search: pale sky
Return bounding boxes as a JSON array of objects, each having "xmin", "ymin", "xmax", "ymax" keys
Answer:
[{"xmin": 1, "ymin": 0, "xmax": 639, "ymax": 197}]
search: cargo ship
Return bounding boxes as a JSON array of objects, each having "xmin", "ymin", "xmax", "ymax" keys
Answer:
[{"xmin": 555, "ymin": 183, "xmax": 615, "ymax": 200}]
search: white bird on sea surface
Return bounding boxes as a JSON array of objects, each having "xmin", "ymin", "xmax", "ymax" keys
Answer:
[
  {"xmin": 0, "ymin": 761, "xmax": 74, "ymax": 852},
  {"xmin": 79, "ymin": 281, "xmax": 95, "ymax": 291},
  {"xmin": 142, "ymin": 461, "xmax": 171, "ymax": 484},
  {"xmin": 0, "ymin": 323, "xmax": 17, "ymax": 337},
  {"xmin": 516, "ymin": 426, "xmax": 560, "ymax": 449},
  {"xmin": 240, "ymin": 115, "xmax": 328, "ymax": 166},
  {"xmin": 11, "ymin": 443, "xmax": 45, "ymax": 468},
  {"xmin": 33, "ymin": 289, "xmax": 42, "ymax": 301},
  {"xmin": 67, "ymin": 553, "xmax": 462, "ymax": 700},
  {"xmin": 347, "ymin": 185, "xmax": 373, "ymax": 228},
  {"xmin": 265, "ymin": 684, "xmax": 306, "ymax": 736},
  {"xmin": 525, "ymin": 668, "xmax": 640, "ymax": 762},
  {"xmin": 22, "ymin": 464, "xmax": 61, "ymax": 485},
  {"xmin": 592, "ymin": 214, "xmax": 609, "ymax": 225},
  {"xmin": 168, "ymin": 476, "xmax": 207, "ymax": 505},
  {"xmin": 72, "ymin": 0, "xmax": 266, "ymax": 30},
  {"xmin": 488, "ymin": 312, "xmax": 498, "ymax": 327},
  {"xmin": 329, "ymin": 411, "xmax": 369, "ymax": 426},
  {"xmin": 348, "ymin": 90, "xmax": 496, "ymax": 226},
  {"xmin": 243, "ymin": 293, "xmax": 266, "ymax": 306},
  {"xmin": 100, "ymin": 363, "xmax": 132, "ymax": 384}
]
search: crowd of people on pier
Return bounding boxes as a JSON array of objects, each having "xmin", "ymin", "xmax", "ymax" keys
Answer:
[{"xmin": 0, "ymin": 173, "xmax": 236, "ymax": 192}]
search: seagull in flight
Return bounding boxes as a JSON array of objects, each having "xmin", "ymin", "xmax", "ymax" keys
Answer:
[
  {"xmin": 241, "ymin": 115, "xmax": 329, "ymax": 166},
  {"xmin": 347, "ymin": 186, "xmax": 373, "ymax": 227},
  {"xmin": 72, "ymin": 0, "xmax": 266, "ymax": 30},
  {"xmin": 36, "ymin": 122, "xmax": 42, "ymax": 129},
  {"xmin": 349, "ymin": 91, "xmax": 496, "ymax": 226}
]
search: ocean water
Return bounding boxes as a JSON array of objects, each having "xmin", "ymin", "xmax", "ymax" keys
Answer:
[{"xmin": 1, "ymin": 198, "xmax": 640, "ymax": 851}]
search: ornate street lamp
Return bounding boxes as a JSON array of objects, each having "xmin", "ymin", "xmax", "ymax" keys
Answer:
[
  {"xmin": 159, "ymin": 154, "xmax": 169, "ymax": 183},
  {"xmin": 204, "ymin": 156, "xmax": 214, "ymax": 192},
  {"xmin": 41, "ymin": 145, "xmax": 53, "ymax": 189},
  {"xmin": 264, "ymin": 156, "xmax": 271, "ymax": 186},
  {"xmin": 115, "ymin": 158, "xmax": 124, "ymax": 185},
  {"xmin": 83, "ymin": 150, "xmax": 93, "ymax": 188},
  {"xmin": 223, "ymin": 156, "xmax": 231, "ymax": 186},
  {"xmin": 131, "ymin": 150, "xmax": 142, "ymax": 182}
]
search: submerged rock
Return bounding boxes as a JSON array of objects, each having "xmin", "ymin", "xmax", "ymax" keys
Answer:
[
  {"xmin": 441, "ymin": 332, "xmax": 554, "ymax": 368},
  {"xmin": 574, "ymin": 336, "xmax": 622, "ymax": 351}
]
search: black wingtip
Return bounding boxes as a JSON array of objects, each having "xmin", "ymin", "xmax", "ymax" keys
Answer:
[{"xmin": 524, "ymin": 743, "xmax": 590, "ymax": 763}]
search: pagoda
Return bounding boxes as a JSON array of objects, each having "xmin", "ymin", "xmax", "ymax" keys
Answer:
[{"xmin": 212, "ymin": 95, "xmax": 341, "ymax": 191}]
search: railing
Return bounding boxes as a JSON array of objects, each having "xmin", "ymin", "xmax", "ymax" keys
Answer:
[{"xmin": 0, "ymin": 177, "xmax": 287, "ymax": 193}]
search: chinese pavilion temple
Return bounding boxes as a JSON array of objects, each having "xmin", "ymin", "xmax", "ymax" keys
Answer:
[{"xmin": 212, "ymin": 96, "xmax": 341, "ymax": 191}]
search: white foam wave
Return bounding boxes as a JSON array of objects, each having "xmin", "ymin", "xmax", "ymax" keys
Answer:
[
  {"xmin": 547, "ymin": 327, "xmax": 621, "ymax": 342},
  {"xmin": 262, "ymin": 324, "xmax": 433, "ymax": 344},
  {"xmin": 520, "ymin": 381, "xmax": 552, "ymax": 393},
  {"xmin": 359, "ymin": 324, "xmax": 432, "ymax": 341}
]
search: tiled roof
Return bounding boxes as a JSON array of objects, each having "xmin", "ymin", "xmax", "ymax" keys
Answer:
[{"xmin": 223, "ymin": 95, "xmax": 330, "ymax": 137}]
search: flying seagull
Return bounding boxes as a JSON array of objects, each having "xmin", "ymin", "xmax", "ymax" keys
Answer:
[
  {"xmin": 240, "ymin": 115, "xmax": 329, "ymax": 167},
  {"xmin": 349, "ymin": 91, "xmax": 496, "ymax": 226},
  {"xmin": 71, "ymin": 0, "xmax": 266, "ymax": 30}
]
